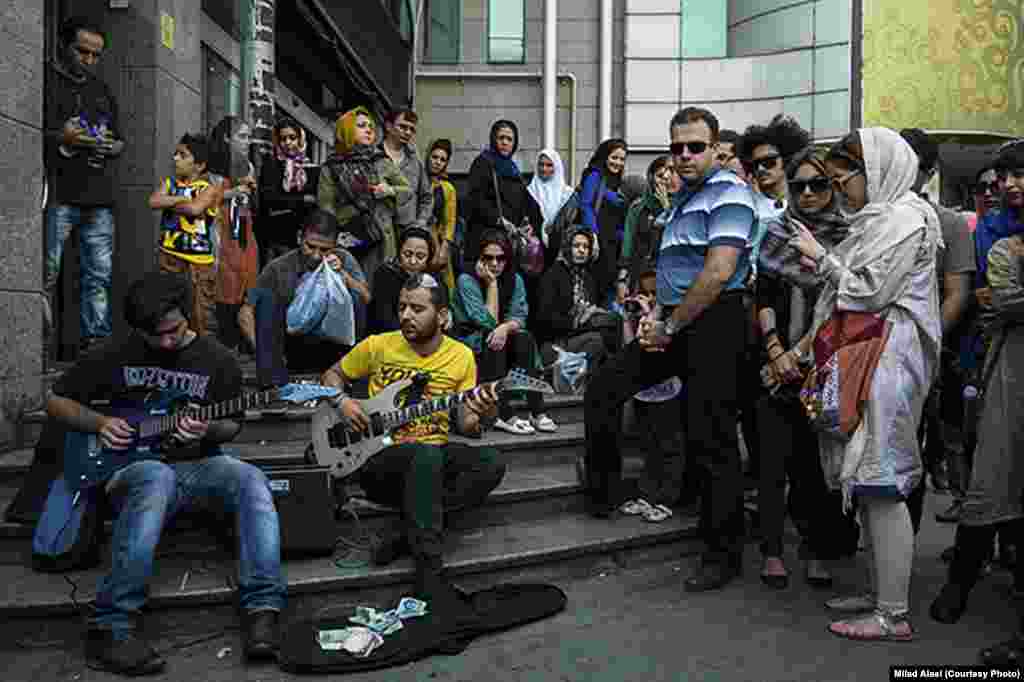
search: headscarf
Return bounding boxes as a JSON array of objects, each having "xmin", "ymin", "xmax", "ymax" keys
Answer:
[
  {"xmin": 334, "ymin": 106, "xmax": 378, "ymax": 161},
  {"xmin": 208, "ymin": 115, "xmax": 248, "ymax": 178},
  {"xmin": 558, "ymin": 227, "xmax": 600, "ymax": 327},
  {"xmin": 527, "ymin": 149, "xmax": 574, "ymax": 228},
  {"xmin": 481, "ymin": 119, "xmax": 521, "ymax": 178},
  {"xmin": 273, "ymin": 122, "xmax": 309, "ymax": 193},
  {"xmin": 387, "ymin": 226, "xmax": 437, "ymax": 275},
  {"xmin": 426, "ymin": 139, "xmax": 452, "ymax": 180},
  {"xmin": 470, "ymin": 228, "xmax": 518, "ymax": 317},
  {"xmin": 810, "ymin": 127, "xmax": 943, "ymax": 337},
  {"xmin": 582, "ymin": 138, "xmax": 627, "ymax": 191}
]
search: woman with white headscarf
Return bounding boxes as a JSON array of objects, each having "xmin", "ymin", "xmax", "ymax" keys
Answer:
[
  {"xmin": 787, "ymin": 127, "xmax": 943, "ymax": 641},
  {"xmin": 528, "ymin": 149, "xmax": 574, "ymax": 262}
]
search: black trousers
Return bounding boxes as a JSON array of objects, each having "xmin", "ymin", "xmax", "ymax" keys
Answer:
[
  {"xmin": 583, "ymin": 293, "xmax": 747, "ymax": 562},
  {"xmin": 948, "ymin": 520, "xmax": 1024, "ymax": 596},
  {"xmin": 284, "ymin": 333, "xmax": 350, "ymax": 375},
  {"xmin": 477, "ymin": 330, "xmax": 543, "ymax": 419},
  {"xmin": 754, "ymin": 392, "xmax": 858, "ymax": 559},
  {"xmin": 358, "ymin": 442, "xmax": 506, "ymax": 557}
]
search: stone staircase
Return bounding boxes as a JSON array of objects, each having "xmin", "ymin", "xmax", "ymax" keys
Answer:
[{"xmin": 0, "ymin": 364, "xmax": 703, "ymax": 643}]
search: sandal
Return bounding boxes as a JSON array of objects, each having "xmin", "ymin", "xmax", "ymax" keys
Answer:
[
  {"xmin": 643, "ymin": 504, "xmax": 673, "ymax": 523},
  {"xmin": 825, "ymin": 593, "xmax": 876, "ymax": 613},
  {"xmin": 828, "ymin": 609, "xmax": 914, "ymax": 642},
  {"xmin": 760, "ymin": 557, "xmax": 789, "ymax": 589},
  {"xmin": 494, "ymin": 417, "xmax": 536, "ymax": 435},
  {"xmin": 619, "ymin": 499, "xmax": 654, "ymax": 515},
  {"xmin": 530, "ymin": 413, "xmax": 558, "ymax": 433}
]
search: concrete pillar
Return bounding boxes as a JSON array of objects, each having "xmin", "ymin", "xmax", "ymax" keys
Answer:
[
  {"xmin": 101, "ymin": 0, "xmax": 202, "ymax": 335},
  {"xmin": 243, "ymin": 0, "xmax": 275, "ymax": 162},
  {"xmin": 0, "ymin": 0, "xmax": 46, "ymax": 448}
]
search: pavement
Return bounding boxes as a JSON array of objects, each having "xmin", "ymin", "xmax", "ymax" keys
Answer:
[{"xmin": 3, "ymin": 490, "xmax": 1019, "ymax": 682}]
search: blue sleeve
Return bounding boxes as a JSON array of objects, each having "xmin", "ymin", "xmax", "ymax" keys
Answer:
[
  {"xmin": 605, "ymin": 188, "xmax": 625, "ymax": 208},
  {"xmin": 507, "ymin": 274, "xmax": 529, "ymax": 327},
  {"xmin": 580, "ymin": 170, "xmax": 600, "ymax": 232},
  {"xmin": 339, "ymin": 249, "xmax": 366, "ymax": 283}
]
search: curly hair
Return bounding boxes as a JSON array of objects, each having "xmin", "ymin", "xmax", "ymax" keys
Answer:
[{"xmin": 739, "ymin": 115, "xmax": 811, "ymax": 165}]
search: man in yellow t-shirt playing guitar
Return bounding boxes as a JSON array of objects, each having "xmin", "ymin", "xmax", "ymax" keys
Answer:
[{"xmin": 321, "ymin": 272, "xmax": 505, "ymax": 616}]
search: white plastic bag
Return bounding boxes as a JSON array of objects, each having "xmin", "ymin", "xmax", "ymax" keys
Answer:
[
  {"xmin": 551, "ymin": 345, "xmax": 589, "ymax": 395},
  {"xmin": 286, "ymin": 263, "xmax": 329, "ymax": 336},
  {"xmin": 316, "ymin": 263, "xmax": 356, "ymax": 346}
]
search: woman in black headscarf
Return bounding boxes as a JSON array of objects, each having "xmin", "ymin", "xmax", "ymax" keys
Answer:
[
  {"xmin": 579, "ymin": 139, "xmax": 628, "ymax": 304},
  {"xmin": 464, "ymin": 119, "xmax": 543, "ymax": 261}
]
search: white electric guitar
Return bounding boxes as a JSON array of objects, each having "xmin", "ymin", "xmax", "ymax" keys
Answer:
[{"xmin": 310, "ymin": 368, "xmax": 553, "ymax": 480}]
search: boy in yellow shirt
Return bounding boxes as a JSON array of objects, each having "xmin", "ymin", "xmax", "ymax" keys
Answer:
[{"xmin": 148, "ymin": 134, "xmax": 224, "ymax": 335}]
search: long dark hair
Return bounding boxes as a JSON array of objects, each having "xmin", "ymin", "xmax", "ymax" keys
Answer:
[
  {"xmin": 471, "ymin": 228, "xmax": 517, "ymax": 316},
  {"xmin": 583, "ymin": 138, "xmax": 627, "ymax": 190}
]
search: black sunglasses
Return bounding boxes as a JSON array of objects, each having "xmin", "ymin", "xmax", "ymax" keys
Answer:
[
  {"xmin": 751, "ymin": 154, "xmax": 781, "ymax": 172},
  {"xmin": 670, "ymin": 141, "xmax": 709, "ymax": 156},
  {"xmin": 789, "ymin": 177, "xmax": 831, "ymax": 195}
]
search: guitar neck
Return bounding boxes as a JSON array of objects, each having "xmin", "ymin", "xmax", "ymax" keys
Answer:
[
  {"xmin": 385, "ymin": 381, "xmax": 501, "ymax": 431},
  {"xmin": 138, "ymin": 387, "xmax": 280, "ymax": 440}
]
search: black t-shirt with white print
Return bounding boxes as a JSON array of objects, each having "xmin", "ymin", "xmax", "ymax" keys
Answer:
[{"xmin": 52, "ymin": 333, "xmax": 243, "ymax": 460}]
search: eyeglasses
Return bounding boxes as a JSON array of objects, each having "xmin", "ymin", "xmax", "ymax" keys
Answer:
[
  {"xmin": 975, "ymin": 181, "xmax": 1000, "ymax": 195},
  {"xmin": 789, "ymin": 177, "xmax": 831, "ymax": 195},
  {"xmin": 830, "ymin": 168, "xmax": 864, "ymax": 191},
  {"xmin": 481, "ymin": 254, "xmax": 507, "ymax": 264},
  {"xmin": 670, "ymin": 141, "xmax": 709, "ymax": 157},
  {"xmin": 751, "ymin": 154, "xmax": 781, "ymax": 173},
  {"xmin": 401, "ymin": 249, "xmax": 429, "ymax": 262}
]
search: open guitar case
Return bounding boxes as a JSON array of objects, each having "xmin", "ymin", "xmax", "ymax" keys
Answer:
[{"xmin": 278, "ymin": 583, "xmax": 567, "ymax": 674}]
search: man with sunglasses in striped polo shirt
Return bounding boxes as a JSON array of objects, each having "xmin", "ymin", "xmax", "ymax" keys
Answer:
[{"xmin": 583, "ymin": 107, "xmax": 758, "ymax": 592}]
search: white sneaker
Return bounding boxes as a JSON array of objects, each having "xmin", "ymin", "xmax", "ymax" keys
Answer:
[
  {"xmin": 494, "ymin": 417, "xmax": 535, "ymax": 435},
  {"xmin": 530, "ymin": 413, "xmax": 557, "ymax": 433}
]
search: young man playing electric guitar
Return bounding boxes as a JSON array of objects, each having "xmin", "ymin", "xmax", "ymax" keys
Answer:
[
  {"xmin": 321, "ymin": 272, "xmax": 506, "ymax": 617},
  {"xmin": 46, "ymin": 272, "xmax": 286, "ymax": 676}
]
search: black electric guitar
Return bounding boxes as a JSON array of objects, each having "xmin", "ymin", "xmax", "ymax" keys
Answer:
[
  {"xmin": 310, "ymin": 368, "xmax": 553, "ymax": 479},
  {"xmin": 63, "ymin": 383, "xmax": 341, "ymax": 492}
]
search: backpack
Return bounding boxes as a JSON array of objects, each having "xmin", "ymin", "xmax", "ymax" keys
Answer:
[{"xmin": 32, "ymin": 474, "xmax": 103, "ymax": 573}]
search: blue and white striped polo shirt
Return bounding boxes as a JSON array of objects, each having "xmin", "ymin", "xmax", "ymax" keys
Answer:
[{"xmin": 656, "ymin": 168, "xmax": 758, "ymax": 306}]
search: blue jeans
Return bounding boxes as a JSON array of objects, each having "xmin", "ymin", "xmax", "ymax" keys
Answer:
[
  {"xmin": 45, "ymin": 204, "xmax": 114, "ymax": 339},
  {"xmin": 90, "ymin": 456, "xmax": 286, "ymax": 634}
]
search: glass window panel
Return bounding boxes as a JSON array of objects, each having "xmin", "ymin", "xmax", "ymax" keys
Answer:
[
  {"xmin": 426, "ymin": 0, "xmax": 461, "ymax": 64},
  {"xmin": 813, "ymin": 90, "xmax": 850, "ymax": 139},
  {"xmin": 681, "ymin": 0, "xmax": 726, "ymax": 58},
  {"xmin": 815, "ymin": 0, "xmax": 851, "ymax": 45},
  {"xmin": 813, "ymin": 44, "xmax": 850, "ymax": 93},
  {"xmin": 729, "ymin": 4, "xmax": 814, "ymax": 57},
  {"xmin": 730, "ymin": 0, "xmax": 803, "ymax": 25},
  {"xmin": 488, "ymin": 0, "xmax": 525, "ymax": 63}
]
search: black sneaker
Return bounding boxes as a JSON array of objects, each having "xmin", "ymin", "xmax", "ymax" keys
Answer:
[
  {"xmin": 85, "ymin": 629, "xmax": 166, "ymax": 677},
  {"xmin": 371, "ymin": 531, "xmax": 410, "ymax": 566},
  {"xmin": 242, "ymin": 610, "xmax": 280, "ymax": 661}
]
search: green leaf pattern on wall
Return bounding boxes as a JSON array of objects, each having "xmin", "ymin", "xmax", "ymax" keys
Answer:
[{"xmin": 863, "ymin": 0, "xmax": 1023, "ymax": 134}]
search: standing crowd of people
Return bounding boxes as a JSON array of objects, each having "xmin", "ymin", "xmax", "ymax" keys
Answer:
[{"xmin": 39, "ymin": 15, "xmax": 1024, "ymax": 676}]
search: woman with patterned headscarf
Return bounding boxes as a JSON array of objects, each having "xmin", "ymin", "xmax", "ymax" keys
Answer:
[
  {"xmin": 258, "ymin": 117, "xmax": 319, "ymax": 263},
  {"xmin": 318, "ymin": 106, "xmax": 410, "ymax": 286}
]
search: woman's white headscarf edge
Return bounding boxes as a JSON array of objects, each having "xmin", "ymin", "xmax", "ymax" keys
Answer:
[{"xmin": 528, "ymin": 148, "xmax": 574, "ymax": 228}]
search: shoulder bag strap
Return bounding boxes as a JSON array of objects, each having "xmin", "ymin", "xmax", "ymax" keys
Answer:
[{"xmin": 491, "ymin": 167, "xmax": 505, "ymax": 225}]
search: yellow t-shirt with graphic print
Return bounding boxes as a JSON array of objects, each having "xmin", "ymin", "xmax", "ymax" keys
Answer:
[
  {"xmin": 340, "ymin": 331, "xmax": 477, "ymax": 446},
  {"xmin": 159, "ymin": 176, "xmax": 218, "ymax": 265}
]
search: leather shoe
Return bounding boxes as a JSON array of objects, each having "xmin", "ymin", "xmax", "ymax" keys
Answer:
[
  {"xmin": 242, "ymin": 610, "xmax": 280, "ymax": 661},
  {"xmin": 979, "ymin": 636, "xmax": 1024, "ymax": 667},
  {"xmin": 85, "ymin": 629, "xmax": 166, "ymax": 676},
  {"xmin": 685, "ymin": 558, "xmax": 740, "ymax": 593},
  {"xmin": 929, "ymin": 583, "xmax": 968, "ymax": 624}
]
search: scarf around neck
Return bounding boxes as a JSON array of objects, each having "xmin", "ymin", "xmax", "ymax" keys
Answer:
[{"xmin": 273, "ymin": 127, "xmax": 309, "ymax": 193}]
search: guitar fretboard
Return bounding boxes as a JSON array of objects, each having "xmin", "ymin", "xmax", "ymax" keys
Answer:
[
  {"xmin": 379, "ymin": 380, "xmax": 505, "ymax": 433},
  {"xmin": 137, "ymin": 388, "xmax": 281, "ymax": 439}
]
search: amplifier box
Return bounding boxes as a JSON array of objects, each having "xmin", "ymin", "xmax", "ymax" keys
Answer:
[{"xmin": 265, "ymin": 465, "xmax": 337, "ymax": 557}]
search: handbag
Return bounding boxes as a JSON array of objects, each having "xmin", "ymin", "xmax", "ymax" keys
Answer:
[
  {"xmin": 798, "ymin": 310, "xmax": 892, "ymax": 438},
  {"xmin": 491, "ymin": 168, "xmax": 545, "ymax": 276}
]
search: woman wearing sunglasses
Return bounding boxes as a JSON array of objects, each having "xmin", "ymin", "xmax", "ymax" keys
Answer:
[
  {"xmin": 753, "ymin": 148, "xmax": 857, "ymax": 592},
  {"xmin": 786, "ymin": 129, "xmax": 944, "ymax": 642},
  {"xmin": 450, "ymin": 229, "xmax": 556, "ymax": 435}
]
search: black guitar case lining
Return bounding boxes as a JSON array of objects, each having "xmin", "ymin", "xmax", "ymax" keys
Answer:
[{"xmin": 279, "ymin": 583, "xmax": 568, "ymax": 674}]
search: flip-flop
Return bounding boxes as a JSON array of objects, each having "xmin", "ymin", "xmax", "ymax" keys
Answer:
[
  {"xmin": 643, "ymin": 504, "xmax": 673, "ymax": 523},
  {"xmin": 619, "ymin": 499, "xmax": 653, "ymax": 515}
]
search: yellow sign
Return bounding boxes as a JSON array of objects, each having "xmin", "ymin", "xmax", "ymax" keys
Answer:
[{"xmin": 160, "ymin": 13, "xmax": 175, "ymax": 51}]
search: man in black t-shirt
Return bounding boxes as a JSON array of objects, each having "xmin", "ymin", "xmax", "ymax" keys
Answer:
[
  {"xmin": 44, "ymin": 17, "xmax": 126, "ymax": 354},
  {"xmin": 46, "ymin": 273, "xmax": 284, "ymax": 676}
]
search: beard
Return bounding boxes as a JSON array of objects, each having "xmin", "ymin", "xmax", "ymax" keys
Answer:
[{"xmin": 402, "ymin": 316, "xmax": 441, "ymax": 344}]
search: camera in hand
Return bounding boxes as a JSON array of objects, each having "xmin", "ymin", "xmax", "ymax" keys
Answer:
[{"xmin": 623, "ymin": 299, "xmax": 645, "ymax": 317}]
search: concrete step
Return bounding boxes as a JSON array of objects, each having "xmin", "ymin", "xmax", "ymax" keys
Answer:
[
  {"xmin": 0, "ymin": 502, "xmax": 700, "ymax": 620},
  {"xmin": 12, "ymin": 393, "xmax": 584, "ymax": 449}
]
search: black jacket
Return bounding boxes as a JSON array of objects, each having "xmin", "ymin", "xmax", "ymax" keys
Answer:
[
  {"xmin": 464, "ymin": 155, "xmax": 542, "ymax": 257},
  {"xmin": 536, "ymin": 260, "xmax": 599, "ymax": 344},
  {"xmin": 367, "ymin": 262, "xmax": 407, "ymax": 335},
  {"xmin": 258, "ymin": 159, "xmax": 320, "ymax": 248}
]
